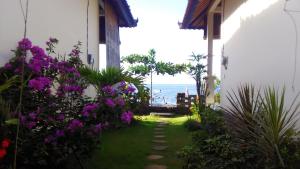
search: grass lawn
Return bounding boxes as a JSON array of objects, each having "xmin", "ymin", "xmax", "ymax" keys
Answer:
[{"xmin": 85, "ymin": 115, "xmax": 191, "ymax": 169}]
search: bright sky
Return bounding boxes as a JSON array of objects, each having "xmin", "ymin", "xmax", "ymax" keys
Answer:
[{"xmin": 119, "ymin": 0, "xmax": 221, "ymax": 84}]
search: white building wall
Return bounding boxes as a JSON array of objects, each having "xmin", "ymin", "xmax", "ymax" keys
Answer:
[
  {"xmin": 221, "ymin": 0, "xmax": 300, "ymax": 111},
  {"xmin": 0, "ymin": 0, "xmax": 99, "ymax": 69}
]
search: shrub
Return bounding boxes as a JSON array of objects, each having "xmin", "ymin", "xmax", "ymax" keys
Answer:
[
  {"xmin": 183, "ymin": 119, "xmax": 201, "ymax": 131},
  {"xmin": 223, "ymin": 85, "xmax": 300, "ymax": 168},
  {"xmin": 0, "ymin": 38, "xmax": 134, "ymax": 169},
  {"xmin": 178, "ymin": 108, "xmax": 262, "ymax": 169}
]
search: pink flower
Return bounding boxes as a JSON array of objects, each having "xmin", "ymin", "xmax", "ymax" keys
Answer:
[
  {"xmin": 115, "ymin": 97, "xmax": 125, "ymax": 106},
  {"xmin": 82, "ymin": 103, "xmax": 99, "ymax": 117},
  {"xmin": 92, "ymin": 123, "xmax": 102, "ymax": 134},
  {"xmin": 28, "ymin": 77, "xmax": 52, "ymax": 91},
  {"xmin": 105, "ymin": 98, "xmax": 116, "ymax": 107},
  {"xmin": 4, "ymin": 63, "xmax": 12, "ymax": 70},
  {"xmin": 67, "ymin": 119, "xmax": 83, "ymax": 133},
  {"xmin": 121, "ymin": 111, "xmax": 134, "ymax": 124},
  {"xmin": 102, "ymin": 85, "xmax": 115, "ymax": 95},
  {"xmin": 30, "ymin": 46, "xmax": 45, "ymax": 57},
  {"xmin": 18, "ymin": 38, "xmax": 32, "ymax": 50}
]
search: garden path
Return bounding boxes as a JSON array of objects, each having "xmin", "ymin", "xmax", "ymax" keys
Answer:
[{"xmin": 145, "ymin": 121, "xmax": 169, "ymax": 169}]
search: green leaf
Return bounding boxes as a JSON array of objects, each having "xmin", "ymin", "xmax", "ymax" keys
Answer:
[{"xmin": 5, "ymin": 118, "xmax": 18, "ymax": 125}]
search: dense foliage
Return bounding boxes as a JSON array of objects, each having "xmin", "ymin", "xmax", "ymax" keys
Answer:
[
  {"xmin": 0, "ymin": 38, "xmax": 136, "ymax": 169},
  {"xmin": 179, "ymin": 85, "xmax": 300, "ymax": 169},
  {"xmin": 178, "ymin": 108, "xmax": 263, "ymax": 169}
]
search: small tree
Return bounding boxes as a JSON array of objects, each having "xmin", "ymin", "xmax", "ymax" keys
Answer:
[
  {"xmin": 188, "ymin": 53, "xmax": 207, "ymax": 108},
  {"xmin": 122, "ymin": 49, "xmax": 187, "ymax": 105}
]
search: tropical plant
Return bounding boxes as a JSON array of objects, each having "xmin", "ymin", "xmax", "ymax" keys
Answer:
[
  {"xmin": 79, "ymin": 66, "xmax": 144, "ymax": 91},
  {"xmin": 223, "ymin": 85, "xmax": 300, "ymax": 168},
  {"xmin": 178, "ymin": 108, "xmax": 259, "ymax": 169},
  {"xmin": 222, "ymin": 84, "xmax": 261, "ymax": 145},
  {"xmin": 122, "ymin": 49, "xmax": 187, "ymax": 105},
  {"xmin": 258, "ymin": 88, "xmax": 300, "ymax": 168},
  {"xmin": 187, "ymin": 53, "xmax": 207, "ymax": 108}
]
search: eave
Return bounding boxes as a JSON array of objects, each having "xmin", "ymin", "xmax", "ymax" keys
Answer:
[
  {"xmin": 110, "ymin": 0, "xmax": 138, "ymax": 28},
  {"xmin": 180, "ymin": 0, "xmax": 212, "ymax": 30}
]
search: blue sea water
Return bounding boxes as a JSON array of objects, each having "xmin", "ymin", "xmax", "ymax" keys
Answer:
[{"xmin": 145, "ymin": 84, "xmax": 197, "ymax": 105}]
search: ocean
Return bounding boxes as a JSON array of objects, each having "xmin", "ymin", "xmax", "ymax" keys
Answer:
[{"xmin": 145, "ymin": 84, "xmax": 197, "ymax": 105}]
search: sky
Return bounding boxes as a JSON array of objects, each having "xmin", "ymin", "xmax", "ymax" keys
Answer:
[{"xmin": 119, "ymin": 0, "xmax": 222, "ymax": 84}]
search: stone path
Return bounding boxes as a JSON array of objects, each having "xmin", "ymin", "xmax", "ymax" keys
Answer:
[{"xmin": 145, "ymin": 121, "xmax": 169, "ymax": 169}]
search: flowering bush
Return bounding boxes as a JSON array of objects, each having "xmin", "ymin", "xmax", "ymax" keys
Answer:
[
  {"xmin": 0, "ymin": 38, "xmax": 134, "ymax": 169},
  {"xmin": 96, "ymin": 81, "xmax": 136, "ymax": 127}
]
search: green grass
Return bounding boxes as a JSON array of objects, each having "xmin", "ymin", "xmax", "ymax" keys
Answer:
[
  {"xmin": 148, "ymin": 116, "xmax": 192, "ymax": 168},
  {"xmin": 85, "ymin": 115, "xmax": 191, "ymax": 169}
]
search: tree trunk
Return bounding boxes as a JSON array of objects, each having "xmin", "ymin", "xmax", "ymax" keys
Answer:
[
  {"xmin": 150, "ymin": 71, "xmax": 153, "ymax": 106},
  {"xmin": 196, "ymin": 76, "xmax": 202, "ymax": 112}
]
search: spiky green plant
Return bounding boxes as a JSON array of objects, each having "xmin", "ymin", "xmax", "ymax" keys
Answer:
[
  {"xmin": 258, "ymin": 87, "xmax": 300, "ymax": 167},
  {"xmin": 222, "ymin": 84, "xmax": 261, "ymax": 145},
  {"xmin": 223, "ymin": 85, "xmax": 300, "ymax": 168}
]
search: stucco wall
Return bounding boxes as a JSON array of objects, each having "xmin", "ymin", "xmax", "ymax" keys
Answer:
[
  {"xmin": 0, "ymin": 0, "xmax": 99, "ymax": 69},
  {"xmin": 221, "ymin": 0, "xmax": 300, "ymax": 116},
  {"xmin": 105, "ymin": 0, "xmax": 121, "ymax": 68}
]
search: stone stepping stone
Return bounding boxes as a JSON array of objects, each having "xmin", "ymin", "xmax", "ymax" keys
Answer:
[
  {"xmin": 154, "ymin": 128, "xmax": 164, "ymax": 131},
  {"xmin": 145, "ymin": 164, "xmax": 167, "ymax": 169},
  {"xmin": 156, "ymin": 124, "xmax": 167, "ymax": 128},
  {"xmin": 158, "ymin": 121, "xmax": 168, "ymax": 124},
  {"xmin": 152, "ymin": 145, "xmax": 168, "ymax": 151},
  {"xmin": 154, "ymin": 135, "xmax": 165, "ymax": 138},
  {"xmin": 154, "ymin": 132, "xmax": 164, "ymax": 135},
  {"xmin": 152, "ymin": 140, "xmax": 166, "ymax": 144},
  {"xmin": 147, "ymin": 155, "xmax": 164, "ymax": 160}
]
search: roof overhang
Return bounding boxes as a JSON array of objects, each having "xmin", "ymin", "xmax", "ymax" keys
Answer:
[
  {"xmin": 179, "ymin": 0, "xmax": 212, "ymax": 30},
  {"xmin": 109, "ymin": 0, "xmax": 138, "ymax": 28},
  {"xmin": 179, "ymin": 0, "xmax": 222, "ymax": 39}
]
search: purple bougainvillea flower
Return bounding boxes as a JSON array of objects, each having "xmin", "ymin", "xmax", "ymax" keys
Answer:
[
  {"xmin": 28, "ymin": 77, "xmax": 52, "ymax": 91},
  {"xmin": 18, "ymin": 38, "xmax": 32, "ymax": 51},
  {"xmin": 127, "ymin": 86, "xmax": 136, "ymax": 93},
  {"xmin": 4, "ymin": 63, "xmax": 12, "ymax": 70},
  {"xmin": 82, "ymin": 103, "xmax": 99, "ymax": 117},
  {"xmin": 83, "ymin": 103, "xmax": 99, "ymax": 112},
  {"xmin": 55, "ymin": 130, "xmax": 65, "ymax": 138},
  {"xmin": 27, "ymin": 121, "xmax": 37, "ymax": 129},
  {"xmin": 28, "ymin": 59, "xmax": 42, "ymax": 73},
  {"xmin": 121, "ymin": 111, "xmax": 134, "ymax": 124},
  {"xmin": 44, "ymin": 135, "xmax": 55, "ymax": 144},
  {"xmin": 28, "ymin": 112, "xmax": 37, "ymax": 120},
  {"xmin": 82, "ymin": 111, "xmax": 89, "ymax": 117},
  {"xmin": 119, "ymin": 81, "xmax": 126, "ymax": 88},
  {"xmin": 102, "ymin": 85, "xmax": 115, "ymax": 96},
  {"xmin": 115, "ymin": 97, "xmax": 125, "ymax": 106},
  {"xmin": 92, "ymin": 123, "xmax": 102, "ymax": 134},
  {"xmin": 67, "ymin": 119, "xmax": 83, "ymax": 132},
  {"xmin": 20, "ymin": 115, "xmax": 26, "ymax": 125},
  {"xmin": 28, "ymin": 79, "xmax": 44, "ymax": 91},
  {"xmin": 63, "ymin": 85, "xmax": 83, "ymax": 93},
  {"xmin": 105, "ymin": 98, "xmax": 116, "ymax": 107},
  {"xmin": 30, "ymin": 46, "xmax": 45, "ymax": 57}
]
